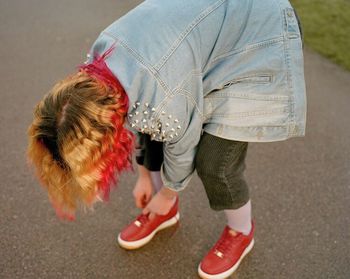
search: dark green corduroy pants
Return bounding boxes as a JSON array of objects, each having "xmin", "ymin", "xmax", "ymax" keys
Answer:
[
  {"xmin": 136, "ymin": 132, "xmax": 249, "ymax": 210},
  {"xmin": 195, "ymin": 132, "xmax": 249, "ymax": 210}
]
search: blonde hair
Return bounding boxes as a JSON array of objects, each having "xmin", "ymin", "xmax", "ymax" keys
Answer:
[{"xmin": 27, "ymin": 69, "xmax": 134, "ymax": 220}]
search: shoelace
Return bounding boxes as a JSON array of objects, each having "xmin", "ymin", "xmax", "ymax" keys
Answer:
[
  {"xmin": 136, "ymin": 214, "xmax": 150, "ymax": 226},
  {"xmin": 214, "ymin": 229, "xmax": 240, "ymax": 256}
]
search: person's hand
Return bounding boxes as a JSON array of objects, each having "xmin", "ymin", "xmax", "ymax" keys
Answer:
[
  {"xmin": 143, "ymin": 187, "xmax": 177, "ymax": 218},
  {"xmin": 133, "ymin": 173, "xmax": 153, "ymax": 209}
]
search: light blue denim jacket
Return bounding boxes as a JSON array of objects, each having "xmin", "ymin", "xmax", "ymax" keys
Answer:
[{"xmin": 87, "ymin": 0, "xmax": 306, "ymax": 191}]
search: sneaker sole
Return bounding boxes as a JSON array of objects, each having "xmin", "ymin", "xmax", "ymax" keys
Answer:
[
  {"xmin": 117, "ymin": 212, "xmax": 180, "ymax": 250},
  {"xmin": 198, "ymin": 238, "xmax": 255, "ymax": 279}
]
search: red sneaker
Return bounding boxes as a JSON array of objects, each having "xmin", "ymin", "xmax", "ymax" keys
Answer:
[
  {"xmin": 198, "ymin": 222, "xmax": 255, "ymax": 279},
  {"xmin": 117, "ymin": 197, "xmax": 180, "ymax": 250}
]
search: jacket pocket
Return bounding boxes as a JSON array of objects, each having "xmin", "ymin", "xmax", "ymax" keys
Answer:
[
  {"xmin": 222, "ymin": 74, "xmax": 273, "ymax": 89},
  {"xmin": 203, "ymin": 72, "xmax": 291, "ymax": 126},
  {"xmin": 208, "ymin": 73, "xmax": 289, "ymax": 102}
]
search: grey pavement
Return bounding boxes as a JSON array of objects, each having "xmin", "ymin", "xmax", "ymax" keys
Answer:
[{"xmin": 0, "ymin": 1, "xmax": 349, "ymax": 278}]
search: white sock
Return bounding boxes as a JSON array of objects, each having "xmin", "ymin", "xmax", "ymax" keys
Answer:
[
  {"xmin": 150, "ymin": 171, "xmax": 163, "ymax": 193},
  {"xmin": 224, "ymin": 200, "xmax": 252, "ymax": 236}
]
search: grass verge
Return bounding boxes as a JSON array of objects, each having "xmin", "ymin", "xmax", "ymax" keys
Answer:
[{"xmin": 291, "ymin": 0, "xmax": 350, "ymax": 70}]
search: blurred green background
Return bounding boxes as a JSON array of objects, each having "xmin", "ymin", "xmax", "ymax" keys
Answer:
[{"xmin": 291, "ymin": 0, "xmax": 350, "ymax": 70}]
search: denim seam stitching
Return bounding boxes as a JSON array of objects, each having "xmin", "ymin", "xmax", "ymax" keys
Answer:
[
  {"xmin": 154, "ymin": 68, "xmax": 204, "ymax": 122},
  {"xmin": 212, "ymin": 37, "xmax": 284, "ymax": 62},
  {"xmin": 207, "ymin": 107, "xmax": 290, "ymax": 118},
  {"xmin": 177, "ymin": 90, "xmax": 205, "ymax": 120},
  {"xmin": 205, "ymin": 93, "xmax": 290, "ymax": 101},
  {"xmin": 176, "ymin": 69, "xmax": 202, "ymax": 90},
  {"xmin": 102, "ymin": 31, "xmax": 172, "ymax": 96},
  {"xmin": 154, "ymin": 0, "xmax": 227, "ymax": 71},
  {"xmin": 208, "ymin": 124, "xmax": 289, "ymax": 129},
  {"xmin": 281, "ymin": 15, "xmax": 296, "ymax": 135}
]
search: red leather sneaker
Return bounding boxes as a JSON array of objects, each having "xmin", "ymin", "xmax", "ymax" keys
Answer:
[
  {"xmin": 117, "ymin": 197, "xmax": 180, "ymax": 250},
  {"xmin": 198, "ymin": 222, "xmax": 255, "ymax": 279}
]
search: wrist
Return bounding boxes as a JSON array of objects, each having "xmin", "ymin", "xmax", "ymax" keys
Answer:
[
  {"xmin": 159, "ymin": 186, "xmax": 178, "ymax": 200},
  {"xmin": 137, "ymin": 165, "xmax": 151, "ymax": 178}
]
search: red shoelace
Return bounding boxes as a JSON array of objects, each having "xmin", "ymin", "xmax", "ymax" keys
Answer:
[
  {"xmin": 135, "ymin": 212, "xmax": 180, "ymax": 238},
  {"xmin": 136, "ymin": 214, "xmax": 150, "ymax": 226},
  {"xmin": 214, "ymin": 228, "xmax": 241, "ymax": 256}
]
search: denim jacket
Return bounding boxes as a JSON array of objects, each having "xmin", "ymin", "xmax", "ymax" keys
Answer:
[{"xmin": 87, "ymin": 0, "xmax": 306, "ymax": 191}]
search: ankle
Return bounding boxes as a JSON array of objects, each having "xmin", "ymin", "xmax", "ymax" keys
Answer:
[{"xmin": 227, "ymin": 221, "xmax": 252, "ymax": 236}]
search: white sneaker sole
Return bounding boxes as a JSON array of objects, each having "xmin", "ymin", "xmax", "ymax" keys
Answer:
[
  {"xmin": 117, "ymin": 212, "xmax": 180, "ymax": 250},
  {"xmin": 198, "ymin": 238, "xmax": 255, "ymax": 279}
]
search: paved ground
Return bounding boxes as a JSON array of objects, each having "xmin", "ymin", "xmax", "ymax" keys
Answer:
[{"xmin": 1, "ymin": 1, "xmax": 349, "ymax": 278}]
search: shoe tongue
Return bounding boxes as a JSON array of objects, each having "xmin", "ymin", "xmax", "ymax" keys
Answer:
[
  {"xmin": 214, "ymin": 227, "xmax": 242, "ymax": 254},
  {"xmin": 138, "ymin": 214, "xmax": 150, "ymax": 223},
  {"xmin": 226, "ymin": 226, "xmax": 241, "ymax": 237},
  {"xmin": 228, "ymin": 229, "xmax": 239, "ymax": 237}
]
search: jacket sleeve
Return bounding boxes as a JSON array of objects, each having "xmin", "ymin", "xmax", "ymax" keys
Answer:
[
  {"xmin": 159, "ymin": 94, "xmax": 203, "ymax": 191},
  {"xmin": 87, "ymin": 32, "xmax": 203, "ymax": 190}
]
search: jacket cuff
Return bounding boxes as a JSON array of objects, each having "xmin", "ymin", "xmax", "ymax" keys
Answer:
[{"xmin": 160, "ymin": 164, "xmax": 193, "ymax": 192}]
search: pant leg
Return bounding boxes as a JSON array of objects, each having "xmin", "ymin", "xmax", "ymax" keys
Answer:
[
  {"xmin": 136, "ymin": 133, "xmax": 164, "ymax": 171},
  {"xmin": 195, "ymin": 132, "xmax": 249, "ymax": 210},
  {"xmin": 135, "ymin": 133, "xmax": 146, "ymax": 166}
]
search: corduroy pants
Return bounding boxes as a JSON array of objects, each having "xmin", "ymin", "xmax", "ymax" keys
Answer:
[{"xmin": 136, "ymin": 132, "xmax": 249, "ymax": 210}]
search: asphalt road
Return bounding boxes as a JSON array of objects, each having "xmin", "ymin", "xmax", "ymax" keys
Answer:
[{"xmin": 1, "ymin": 1, "xmax": 349, "ymax": 278}]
